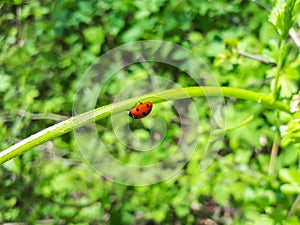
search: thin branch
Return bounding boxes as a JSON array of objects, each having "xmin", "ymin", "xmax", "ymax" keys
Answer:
[
  {"xmin": 0, "ymin": 110, "xmax": 69, "ymax": 122},
  {"xmin": 288, "ymin": 193, "xmax": 300, "ymax": 217},
  {"xmin": 225, "ymin": 115, "xmax": 255, "ymax": 132},
  {"xmin": 233, "ymin": 49, "xmax": 275, "ymax": 65},
  {"xmin": 251, "ymin": 0, "xmax": 272, "ymax": 11},
  {"xmin": 268, "ymin": 132, "xmax": 279, "ymax": 176}
]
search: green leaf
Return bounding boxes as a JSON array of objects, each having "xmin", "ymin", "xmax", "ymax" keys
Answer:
[
  {"xmin": 83, "ymin": 26, "xmax": 104, "ymax": 45},
  {"xmin": 3, "ymin": 158, "xmax": 21, "ymax": 173},
  {"xmin": 0, "ymin": 72, "xmax": 12, "ymax": 92},
  {"xmin": 281, "ymin": 184, "xmax": 300, "ymax": 194},
  {"xmin": 121, "ymin": 25, "xmax": 143, "ymax": 42},
  {"xmin": 279, "ymin": 77, "xmax": 298, "ymax": 98},
  {"xmin": 269, "ymin": 0, "xmax": 300, "ymax": 37},
  {"xmin": 279, "ymin": 168, "xmax": 300, "ymax": 184},
  {"xmin": 282, "ymin": 112, "xmax": 300, "ymax": 146}
]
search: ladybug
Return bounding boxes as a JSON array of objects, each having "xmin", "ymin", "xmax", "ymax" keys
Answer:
[{"xmin": 128, "ymin": 101, "xmax": 153, "ymax": 119}]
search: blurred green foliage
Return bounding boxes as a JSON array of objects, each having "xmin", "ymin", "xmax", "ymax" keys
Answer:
[{"xmin": 0, "ymin": 0, "xmax": 299, "ymax": 224}]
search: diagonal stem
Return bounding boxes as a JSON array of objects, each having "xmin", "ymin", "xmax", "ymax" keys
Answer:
[{"xmin": 0, "ymin": 86, "xmax": 290, "ymax": 165}]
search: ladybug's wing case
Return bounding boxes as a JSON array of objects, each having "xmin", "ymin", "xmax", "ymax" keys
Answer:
[
  {"xmin": 128, "ymin": 102, "xmax": 152, "ymax": 119},
  {"xmin": 129, "ymin": 106, "xmax": 142, "ymax": 119}
]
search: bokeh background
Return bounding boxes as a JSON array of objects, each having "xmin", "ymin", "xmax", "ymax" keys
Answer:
[{"xmin": 1, "ymin": 0, "xmax": 299, "ymax": 224}]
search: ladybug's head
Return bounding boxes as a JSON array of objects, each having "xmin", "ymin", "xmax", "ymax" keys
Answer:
[{"xmin": 127, "ymin": 110, "xmax": 133, "ymax": 118}]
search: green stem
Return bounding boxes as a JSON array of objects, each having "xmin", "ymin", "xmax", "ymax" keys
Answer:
[
  {"xmin": 272, "ymin": 40, "xmax": 286, "ymax": 99},
  {"xmin": 225, "ymin": 115, "xmax": 255, "ymax": 132},
  {"xmin": 0, "ymin": 86, "xmax": 290, "ymax": 165},
  {"xmin": 288, "ymin": 193, "xmax": 300, "ymax": 217}
]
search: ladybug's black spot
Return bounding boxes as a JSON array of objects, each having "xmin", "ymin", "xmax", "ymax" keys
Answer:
[
  {"xmin": 135, "ymin": 108, "xmax": 140, "ymax": 112},
  {"xmin": 146, "ymin": 104, "xmax": 150, "ymax": 108},
  {"xmin": 142, "ymin": 112, "xmax": 147, "ymax": 116}
]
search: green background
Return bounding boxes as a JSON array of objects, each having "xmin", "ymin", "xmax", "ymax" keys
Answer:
[{"xmin": 1, "ymin": 0, "xmax": 299, "ymax": 224}]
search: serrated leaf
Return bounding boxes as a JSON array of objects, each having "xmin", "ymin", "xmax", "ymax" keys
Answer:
[{"xmin": 268, "ymin": 0, "xmax": 300, "ymax": 37}]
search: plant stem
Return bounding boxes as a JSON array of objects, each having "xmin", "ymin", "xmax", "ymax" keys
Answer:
[
  {"xmin": 272, "ymin": 40, "xmax": 286, "ymax": 99},
  {"xmin": 225, "ymin": 115, "xmax": 255, "ymax": 132},
  {"xmin": 268, "ymin": 131, "xmax": 280, "ymax": 176},
  {"xmin": 0, "ymin": 86, "xmax": 290, "ymax": 165},
  {"xmin": 288, "ymin": 193, "xmax": 300, "ymax": 217}
]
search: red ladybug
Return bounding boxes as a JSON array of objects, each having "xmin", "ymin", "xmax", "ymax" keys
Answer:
[{"xmin": 128, "ymin": 102, "xmax": 153, "ymax": 119}]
